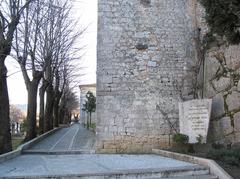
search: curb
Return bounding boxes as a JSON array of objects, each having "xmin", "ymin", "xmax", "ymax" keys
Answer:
[
  {"xmin": 0, "ymin": 149, "xmax": 21, "ymax": 164},
  {"xmin": 17, "ymin": 127, "xmax": 61, "ymax": 151},
  {"xmin": 0, "ymin": 127, "xmax": 62, "ymax": 164},
  {"xmin": 152, "ymin": 149, "xmax": 233, "ymax": 179},
  {"xmin": 22, "ymin": 149, "xmax": 96, "ymax": 155},
  {"xmin": 0, "ymin": 165, "xmax": 209, "ymax": 179}
]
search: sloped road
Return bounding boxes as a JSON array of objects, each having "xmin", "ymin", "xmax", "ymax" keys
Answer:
[{"xmin": 25, "ymin": 123, "xmax": 96, "ymax": 153}]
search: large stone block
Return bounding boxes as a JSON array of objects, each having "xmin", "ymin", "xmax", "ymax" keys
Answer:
[
  {"xmin": 205, "ymin": 54, "xmax": 221, "ymax": 80},
  {"xmin": 237, "ymin": 80, "xmax": 240, "ymax": 92},
  {"xmin": 209, "ymin": 120, "xmax": 222, "ymax": 139},
  {"xmin": 235, "ymin": 132, "xmax": 240, "ymax": 143},
  {"xmin": 225, "ymin": 45, "xmax": 240, "ymax": 70},
  {"xmin": 234, "ymin": 112, "xmax": 240, "ymax": 132},
  {"xmin": 219, "ymin": 117, "xmax": 233, "ymax": 135},
  {"xmin": 226, "ymin": 91, "xmax": 240, "ymax": 111},
  {"xmin": 204, "ymin": 82, "xmax": 217, "ymax": 98},
  {"xmin": 212, "ymin": 77, "xmax": 231, "ymax": 92},
  {"xmin": 211, "ymin": 93, "xmax": 225, "ymax": 119}
]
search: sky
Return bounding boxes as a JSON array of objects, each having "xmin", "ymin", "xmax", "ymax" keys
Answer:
[{"xmin": 6, "ymin": 0, "xmax": 97, "ymax": 105}]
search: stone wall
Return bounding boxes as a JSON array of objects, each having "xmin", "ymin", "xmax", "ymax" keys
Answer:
[
  {"xmin": 204, "ymin": 45, "xmax": 240, "ymax": 145},
  {"xmin": 96, "ymin": 0, "xmax": 198, "ymax": 153},
  {"xmin": 196, "ymin": 3, "xmax": 240, "ymax": 146}
]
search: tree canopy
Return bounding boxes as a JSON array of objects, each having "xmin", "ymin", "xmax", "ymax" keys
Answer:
[
  {"xmin": 199, "ymin": 0, "xmax": 240, "ymax": 44},
  {"xmin": 83, "ymin": 91, "xmax": 96, "ymax": 114}
]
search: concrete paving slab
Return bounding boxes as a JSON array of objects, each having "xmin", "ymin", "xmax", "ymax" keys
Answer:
[
  {"xmin": 28, "ymin": 123, "xmax": 96, "ymax": 152},
  {"xmin": 0, "ymin": 154, "xmax": 200, "ymax": 178}
]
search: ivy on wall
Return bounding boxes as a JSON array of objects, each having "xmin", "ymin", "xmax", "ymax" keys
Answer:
[{"xmin": 199, "ymin": 0, "xmax": 240, "ymax": 44}]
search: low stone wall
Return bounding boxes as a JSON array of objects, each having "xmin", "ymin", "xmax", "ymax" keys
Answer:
[
  {"xmin": 152, "ymin": 149, "xmax": 233, "ymax": 179},
  {"xmin": 96, "ymin": 135, "xmax": 171, "ymax": 153},
  {"xmin": 0, "ymin": 127, "xmax": 61, "ymax": 163}
]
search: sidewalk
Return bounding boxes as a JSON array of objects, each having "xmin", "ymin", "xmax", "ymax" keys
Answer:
[
  {"xmin": 0, "ymin": 154, "xmax": 202, "ymax": 178},
  {"xmin": 0, "ymin": 124, "xmax": 216, "ymax": 179},
  {"xmin": 27, "ymin": 123, "xmax": 96, "ymax": 152}
]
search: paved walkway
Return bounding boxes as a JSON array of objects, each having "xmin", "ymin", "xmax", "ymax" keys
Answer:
[
  {"xmin": 0, "ymin": 124, "xmax": 212, "ymax": 178},
  {"xmin": 27, "ymin": 123, "xmax": 96, "ymax": 153},
  {"xmin": 0, "ymin": 154, "xmax": 200, "ymax": 178}
]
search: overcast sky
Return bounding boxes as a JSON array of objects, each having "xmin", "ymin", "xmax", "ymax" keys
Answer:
[{"xmin": 6, "ymin": 0, "xmax": 97, "ymax": 104}]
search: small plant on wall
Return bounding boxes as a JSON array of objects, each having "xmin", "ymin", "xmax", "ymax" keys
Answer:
[
  {"xmin": 173, "ymin": 133, "xmax": 189, "ymax": 144},
  {"xmin": 196, "ymin": 134, "xmax": 204, "ymax": 144}
]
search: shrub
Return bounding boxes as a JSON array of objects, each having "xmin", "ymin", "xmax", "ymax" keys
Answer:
[
  {"xmin": 173, "ymin": 133, "xmax": 189, "ymax": 144},
  {"xmin": 89, "ymin": 123, "xmax": 96, "ymax": 129},
  {"xmin": 207, "ymin": 148, "xmax": 240, "ymax": 166},
  {"xmin": 212, "ymin": 142, "xmax": 225, "ymax": 150},
  {"xmin": 20, "ymin": 119, "xmax": 27, "ymax": 133},
  {"xmin": 196, "ymin": 134, "xmax": 204, "ymax": 144},
  {"xmin": 199, "ymin": 0, "xmax": 240, "ymax": 44}
]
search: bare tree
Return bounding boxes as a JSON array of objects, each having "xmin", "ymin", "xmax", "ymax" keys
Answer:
[
  {"xmin": 0, "ymin": 0, "xmax": 34, "ymax": 154},
  {"xmin": 38, "ymin": 0, "xmax": 85, "ymax": 132},
  {"xmin": 12, "ymin": 0, "xmax": 48, "ymax": 141},
  {"xmin": 11, "ymin": 0, "xmax": 83, "ymax": 137},
  {"xmin": 59, "ymin": 84, "xmax": 79, "ymax": 125},
  {"xmin": 10, "ymin": 105, "xmax": 23, "ymax": 124},
  {"xmin": 39, "ymin": 78, "xmax": 47, "ymax": 134},
  {"xmin": 10, "ymin": 105, "xmax": 24, "ymax": 133}
]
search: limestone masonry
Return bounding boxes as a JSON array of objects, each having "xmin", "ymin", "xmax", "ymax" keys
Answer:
[
  {"xmin": 97, "ymin": 0, "xmax": 240, "ymax": 153},
  {"xmin": 96, "ymin": 0, "xmax": 199, "ymax": 153},
  {"xmin": 196, "ymin": 4, "xmax": 240, "ymax": 146}
]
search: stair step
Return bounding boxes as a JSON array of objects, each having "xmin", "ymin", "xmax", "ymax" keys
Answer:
[
  {"xmin": 22, "ymin": 149, "xmax": 95, "ymax": 155},
  {"xmin": 2, "ymin": 165, "xmax": 209, "ymax": 179},
  {"xmin": 147, "ymin": 174, "xmax": 218, "ymax": 179}
]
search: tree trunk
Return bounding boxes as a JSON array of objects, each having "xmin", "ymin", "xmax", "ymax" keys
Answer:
[
  {"xmin": 0, "ymin": 60, "xmax": 12, "ymax": 154},
  {"xmin": 58, "ymin": 105, "xmax": 65, "ymax": 125},
  {"xmin": 58, "ymin": 94, "xmax": 66, "ymax": 125},
  {"xmin": 90, "ymin": 112, "xmax": 92, "ymax": 126},
  {"xmin": 87, "ymin": 112, "xmax": 89, "ymax": 129},
  {"xmin": 62, "ymin": 109, "xmax": 70, "ymax": 125},
  {"xmin": 39, "ymin": 80, "xmax": 47, "ymax": 134},
  {"xmin": 53, "ymin": 103, "xmax": 59, "ymax": 127},
  {"xmin": 53, "ymin": 91, "xmax": 61, "ymax": 127},
  {"xmin": 0, "ymin": 0, "xmax": 27, "ymax": 154},
  {"xmin": 24, "ymin": 75, "xmax": 41, "ymax": 142},
  {"xmin": 68, "ymin": 111, "xmax": 72, "ymax": 124},
  {"xmin": 16, "ymin": 122, "xmax": 19, "ymax": 133},
  {"xmin": 44, "ymin": 84, "xmax": 55, "ymax": 132}
]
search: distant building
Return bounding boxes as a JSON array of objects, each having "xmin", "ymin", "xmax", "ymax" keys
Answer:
[{"xmin": 79, "ymin": 84, "xmax": 96, "ymax": 125}]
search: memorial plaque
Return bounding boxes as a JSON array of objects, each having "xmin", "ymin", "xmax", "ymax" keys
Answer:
[{"xmin": 179, "ymin": 99, "xmax": 212, "ymax": 143}]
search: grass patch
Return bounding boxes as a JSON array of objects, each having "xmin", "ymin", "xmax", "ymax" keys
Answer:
[
  {"xmin": 89, "ymin": 123, "xmax": 96, "ymax": 129},
  {"xmin": 12, "ymin": 137, "xmax": 24, "ymax": 150}
]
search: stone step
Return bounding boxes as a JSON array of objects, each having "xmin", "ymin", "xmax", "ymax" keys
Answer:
[
  {"xmin": 147, "ymin": 174, "xmax": 218, "ymax": 179},
  {"xmin": 1, "ymin": 165, "xmax": 210, "ymax": 179},
  {"xmin": 22, "ymin": 149, "xmax": 95, "ymax": 155}
]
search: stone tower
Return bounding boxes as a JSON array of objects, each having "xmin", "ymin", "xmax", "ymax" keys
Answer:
[{"xmin": 97, "ymin": 0, "xmax": 198, "ymax": 153}]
